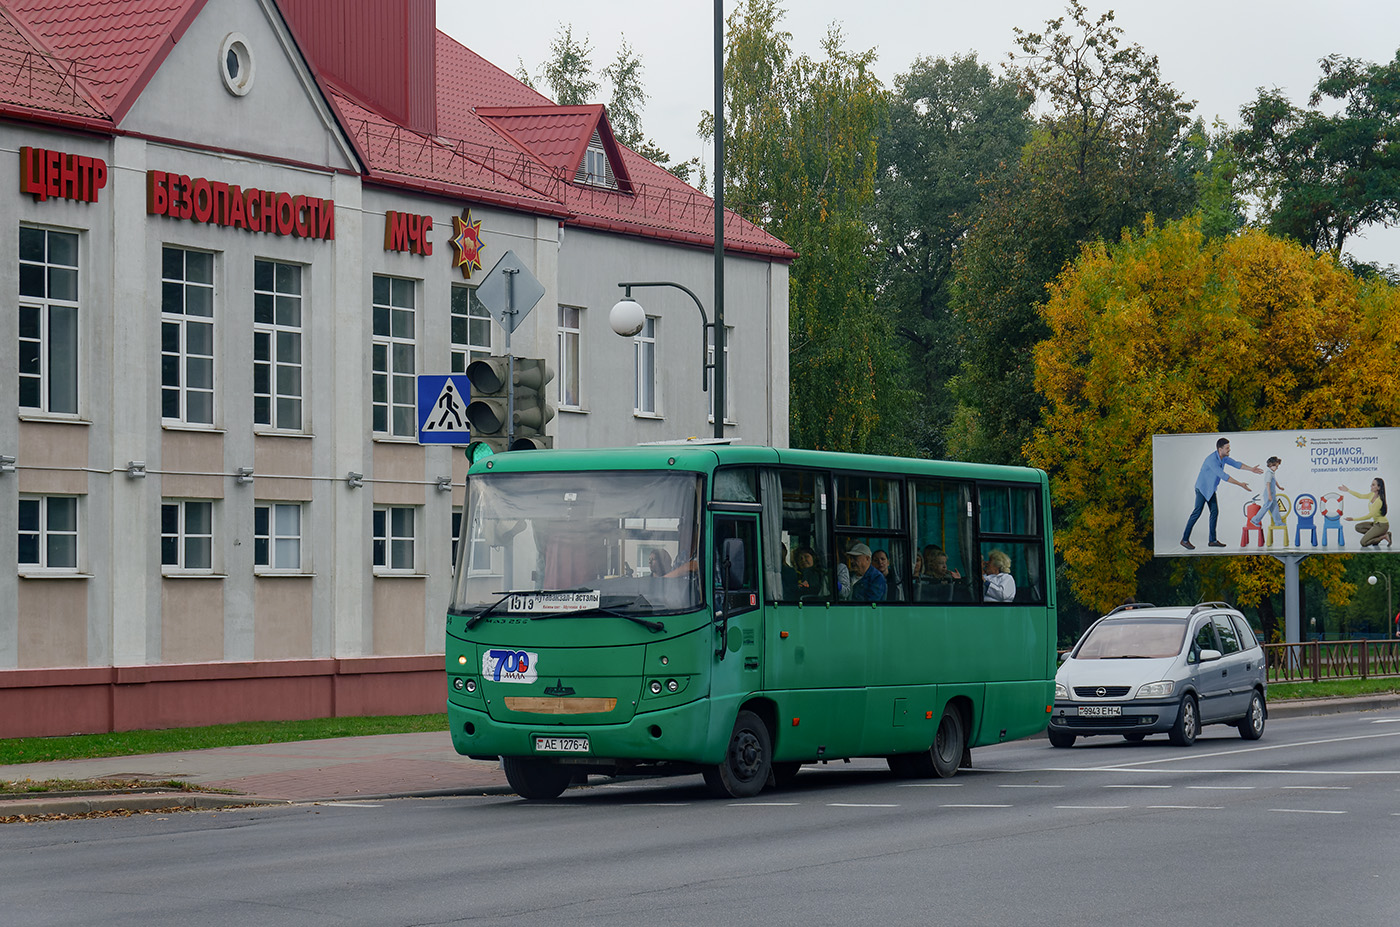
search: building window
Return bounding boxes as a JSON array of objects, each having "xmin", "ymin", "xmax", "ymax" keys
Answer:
[
  {"xmin": 18, "ymin": 227, "xmax": 79, "ymax": 415},
  {"xmin": 451, "ymin": 285, "xmax": 491, "ymax": 373},
  {"xmin": 557, "ymin": 305, "xmax": 582, "ymax": 408},
  {"xmin": 372, "ymin": 275, "xmax": 416, "ymax": 437},
  {"xmin": 161, "ymin": 246, "xmax": 215, "ymax": 425},
  {"xmin": 161, "ymin": 500, "xmax": 213, "ymax": 571},
  {"xmin": 254, "ymin": 502, "xmax": 302, "ymax": 571},
  {"xmin": 707, "ymin": 324, "xmax": 733, "ymax": 424},
  {"xmin": 373, "ymin": 506, "xmax": 416, "ymax": 571},
  {"xmin": 634, "ymin": 316, "xmax": 656, "ymax": 415},
  {"xmin": 18, "ymin": 495, "xmax": 78, "ymax": 570},
  {"xmin": 253, "ymin": 260, "xmax": 303, "ymax": 430},
  {"xmin": 574, "ymin": 132, "xmax": 615, "ymax": 188}
]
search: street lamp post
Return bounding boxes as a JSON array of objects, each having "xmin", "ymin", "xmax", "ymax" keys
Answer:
[
  {"xmin": 1369, "ymin": 571, "xmax": 1392, "ymax": 636},
  {"xmin": 610, "ymin": 282, "xmax": 722, "ymax": 437}
]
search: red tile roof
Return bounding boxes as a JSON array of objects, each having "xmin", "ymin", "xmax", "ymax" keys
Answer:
[{"xmin": 1, "ymin": 0, "xmax": 794, "ymax": 261}]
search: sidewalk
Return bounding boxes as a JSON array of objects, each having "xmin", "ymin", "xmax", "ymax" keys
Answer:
[{"xmin": 3, "ymin": 694, "xmax": 1398, "ymax": 819}]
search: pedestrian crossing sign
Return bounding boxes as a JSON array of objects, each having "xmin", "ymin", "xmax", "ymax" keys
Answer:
[{"xmin": 417, "ymin": 374, "xmax": 472, "ymax": 445}]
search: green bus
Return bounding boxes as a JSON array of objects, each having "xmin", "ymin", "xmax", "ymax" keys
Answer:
[{"xmin": 446, "ymin": 445, "xmax": 1056, "ymax": 799}]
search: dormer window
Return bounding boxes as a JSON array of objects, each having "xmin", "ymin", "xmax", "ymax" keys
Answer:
[{"xmin": 575, "ymin": 131, "xmax": 616, "ymax": 189}]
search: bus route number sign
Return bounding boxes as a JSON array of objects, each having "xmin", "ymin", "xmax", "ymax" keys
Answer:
[{"xmin": 508, "ymin": 591, "xmax": 601, "ymax": 613}]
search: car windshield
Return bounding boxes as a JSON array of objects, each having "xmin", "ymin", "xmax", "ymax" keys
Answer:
[
  {"xmin": 449, "ymin": 470, "xmax": 705, "ymax": 616},
  {"xmin": 1074, "ymin": 617, "xmax": 1187, "ymax": 659}
]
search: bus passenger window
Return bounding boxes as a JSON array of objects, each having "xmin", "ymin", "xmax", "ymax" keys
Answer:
[
  {"xmin": 910, "ymin": 479, "xmax": 976, "ymax": 603},
  {"xmin": 766, "ymin": 469, "xmax": 832, "ymax": 603}
]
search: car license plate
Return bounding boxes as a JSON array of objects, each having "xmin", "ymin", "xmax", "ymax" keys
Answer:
[
  {"xmin": 535, "ymin": 736, "xmax": 589, "ymax": 753},
  {"xmin": 1079, "ymin": 705, "xmax": 1121, "ymax": 717}
]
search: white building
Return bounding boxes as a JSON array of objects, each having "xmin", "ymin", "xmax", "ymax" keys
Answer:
[{"xmin": 0, "ymin": 0, "xmax": 791, "ymax": 736}]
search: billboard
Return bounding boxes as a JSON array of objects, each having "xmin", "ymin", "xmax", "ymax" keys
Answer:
[{"xmin": 1152, "ymin": 428, "xmax": 1397, "ymax": 556}]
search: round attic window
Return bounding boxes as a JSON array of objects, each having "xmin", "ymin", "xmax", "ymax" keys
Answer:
[{"xmin": 219, "ymin": 33, "xmax": 255, "ymax": 96}]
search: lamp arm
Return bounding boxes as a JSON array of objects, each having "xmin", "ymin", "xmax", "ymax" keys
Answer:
[{"xmin": 617, "ymin": 281, "xmax": 715, "ymax": 391}]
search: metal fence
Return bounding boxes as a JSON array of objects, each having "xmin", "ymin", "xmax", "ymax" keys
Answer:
[{"xmin": 1263, "ymin": 639, "xmax": 1400, "ymax": 683}]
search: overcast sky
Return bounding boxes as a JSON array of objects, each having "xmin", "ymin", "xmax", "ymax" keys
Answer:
[{"xmin": 437, "ymin": 0, "xmax": 1400, "ymax": 264}]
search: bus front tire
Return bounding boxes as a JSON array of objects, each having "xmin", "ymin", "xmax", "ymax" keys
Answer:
[
  {"xmin": 703, "ymin": 710, "xmax": 772, "ymax": 798},
  {"xmin": 502, "ymin": 757, "xmax": 573, "ymax": 800}
]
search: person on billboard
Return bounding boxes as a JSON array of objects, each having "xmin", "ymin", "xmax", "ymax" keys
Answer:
[
  {"xmin": 1181, "ymin": 438, "xmax": 1263, "ymax": 550},
  {"xmin": 1339, "ymin": 478, "xmax": 1391, "ymax": 547}
]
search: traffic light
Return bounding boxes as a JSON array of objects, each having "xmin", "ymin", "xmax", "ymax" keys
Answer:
[
  {"xmin": 464, "ymin": 356, "xmax": 511, "ymax": 454},
  {"xmin": 463, "ymin": 356, "xmax": 556, "ymax": 452},
  {"xmin": 510, "ymin": 358, "xmax": 556, "ymax": 450}
]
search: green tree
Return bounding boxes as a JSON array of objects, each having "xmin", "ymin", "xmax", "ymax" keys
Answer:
[
  {"xmin": 947, "ymin": 1, "xmax": 1197, "ymax": 465},
  {"xmin": 718, "ymin": 0, "xmax": 911, "ymax": 453},
  {"xmin": 1234, "ymin": 50, "xmax": 1400, "ymax": 261},
  {"xmin": 542, "ymin": 24, "xmax": 598, "ymax": 106},
  {"xmin": 1028, "ymin": 217, "xmax": 1400, "ymax": 637},
  {"xmin": 872, "ymin": 54, "xmax": 1032, "ymax": 460}
]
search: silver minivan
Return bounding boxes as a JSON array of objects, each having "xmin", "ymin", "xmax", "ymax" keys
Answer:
[{"xmin": 1048, "ymin": 602, "xmax": 1267, "ymax": 747}]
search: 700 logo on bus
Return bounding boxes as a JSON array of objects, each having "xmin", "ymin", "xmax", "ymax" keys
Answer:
[{"xmin": 482, "ymin": 649, "xmax": 539, "ymax": 683}]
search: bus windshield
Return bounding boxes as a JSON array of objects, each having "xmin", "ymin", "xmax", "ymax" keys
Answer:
[{"xmin": 450, "ymin": 470, "xmax": 706, "ymax": 616}]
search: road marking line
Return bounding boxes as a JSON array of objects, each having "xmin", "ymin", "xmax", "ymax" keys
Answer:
[
  {"xmin": 940, "ymin": 803, "xmax": 1012, "ymax": 808},
  {"xmin": 998, "ymin": 784, "xmax": 1064, "ymax": 789},
  {"xmin": 1188, "ymin": 785, "xmax": 1256, "ymax": 790},
  {"xmin": 897, "ymin": 782, "xmax": 964, "ymax": 787},
  {"xmin": 1148, "ymin": 805, "xmax": 1223, "ymax": 810},
  {"xmin": 1088, "ymin": 729, "xmax": 1400, "ymax": 769},
  {"xmin": 315, "ymin": 802, "xmax": 382, "ymax": 808},
  {"xmin": 1055, "ymin": 805, "xmax": 1130, "ymax": 810},
  {"xmin": 637, "ymin": 803, "xmax": 690, "ymax": 807},
  {"xmin": 1370, "ymin": 719, "xmax": 1400, "ymax": 724},
  {"xmin": 1283, "ymin": 785, "xmax": 1351, "ymax": 790},
  {"xmin": 732, "ymin": 802, "xmax": 799, "ymax": 807},
  {"xmin": 1103, "ymin": 784, "xmax": 1172, "ymax": 789},
  {"xmin": 827, "ymin": 802, "xmax": 899, "ymax": 808},
  {"xmin": 1270, "ymin": 808, "xmax": 1347, "ymax": 815}
]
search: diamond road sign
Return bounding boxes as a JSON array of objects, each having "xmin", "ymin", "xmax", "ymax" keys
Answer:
[{"xmin": 475, "ymin": 250, "xmax": 544, "ymax": 334}]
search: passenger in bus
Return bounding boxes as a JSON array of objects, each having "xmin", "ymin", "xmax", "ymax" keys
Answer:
[
  {"xmin": 780, "ymin": 543, "xmax": 801, "ymax": 599},
  {"xmin": 982, "ymin": 549, "xmax": 1016, "ymax": 602},
  {"xmin": 918, "ymin": 548, "xmax": 964, "ymax": 601},
  {"xmin": 847, "ymin": 543, "xmax": 887, "ymax": 602},
  {"xmin": 794, "ymin": 546, "xmax": 825, "ymax": 598},
  {"xmin": 647, "ymin": 548, "xmax": 673, "ymax": 578},
  {"xmin": 872, "ymin": 548, "xmax": 903, "ymax": 601}
]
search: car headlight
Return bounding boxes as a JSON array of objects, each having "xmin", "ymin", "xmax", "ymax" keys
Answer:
[
  {"xmin": 1055, "ymin": 681, "xmax": 1069, "ymax": 700},
  {"xmin": 1137, "ymin": 680, "xmax": 1174, "ymax": 698}
]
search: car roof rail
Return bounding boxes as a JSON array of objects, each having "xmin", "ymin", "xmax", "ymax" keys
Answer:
[
  {"xmin": 1188, "ymin": 601, "xmax": 1235, "ymax": 616},
  {"xmin": 1107, "ymin": 602, "xmax": 1155, "ymax": 615}
]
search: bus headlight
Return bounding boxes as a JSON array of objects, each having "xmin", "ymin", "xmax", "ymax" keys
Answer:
[
  {"xmin": 453, "ymin": 678, "xmax": 465, "ymax": 691},
  {"xmin": 465, "ymin": 678, "xmax": 477, "ymax": 693},
  {"xmin": 650, "ymin": 680, "xmax": 663, "ymax": 695}
]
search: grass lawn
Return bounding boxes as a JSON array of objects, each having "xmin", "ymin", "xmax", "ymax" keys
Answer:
[
  {"xmin": 1268, "ymin": 677, "xmax": 1400, "ymax": 701},
  {"xmin": 0, "ymin": 713, "xmax": 448, "ymax": 767}
]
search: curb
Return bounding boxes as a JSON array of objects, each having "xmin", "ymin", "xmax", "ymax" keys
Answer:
[
  {"xmin": 1265, "ymin": 693, "xmax": 1400, "ymax": 719},
  {"xmin": 0, "ymin": 791, "xmax": 284, "ymax": 819}
]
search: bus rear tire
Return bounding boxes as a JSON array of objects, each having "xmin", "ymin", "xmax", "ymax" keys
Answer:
[
  {"xmin": 888, "ymin": 704, "xmax": 967, "ymax": 778},
  {"xmin": 703, "ymin": 710, "xmax": 772, "ymax": 798},
  {"xmin": 502, "ymin": 757, "xmax": 573, "ymax": 800}
]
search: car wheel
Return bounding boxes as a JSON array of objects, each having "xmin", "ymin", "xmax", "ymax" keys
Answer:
[
  {"xmin": 502, "ymin": 757, "xmax": 573, "ymax": 800},
  {"xmin": 1123, "ymin": 733, "xmax": 1146, "ymax": 742},
  {"xmin": 1168, "ymin": 693, "xmax": 1199, "ymax": 746},
  {"xmin": 1047, "ymin": 729, "xmax": 1075, "ymax": 748},
  {"xmin": 1237, "ymin": 690, "xmax": 1266, "ymax": 740},
  {"xmin": 702, "ymin": 710, "xmax": 772, "ymax": 798}
]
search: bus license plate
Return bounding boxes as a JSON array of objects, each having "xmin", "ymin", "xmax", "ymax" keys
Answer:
[
  {"xmin": 535, "ymin": 736, "xmax": 589, "ymax": 753},
  {"xmin": 1079, "ymin": 706, "xmax": 1121, "ymax": 717}
]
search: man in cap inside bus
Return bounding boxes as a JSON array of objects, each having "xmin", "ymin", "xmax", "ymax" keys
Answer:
[{"xmin": 847, "ymin": 543, "xmax": 887, "ymax": 602}]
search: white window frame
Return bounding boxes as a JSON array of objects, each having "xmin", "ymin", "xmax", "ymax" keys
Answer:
[
  {"xmin": 373, "ymin": 505, "xmax": 417, "ymax": 573},
  {"xmin": 707, "ymin": 324, "xmax": 735, "ymax": 425},
  {"xmin": 160, "ymin": 246, "xmax": 216, "ymax": 426},
  {"xmin": 372, "ymin": 275, "xmax": 417, "ymax": 438},
  {"xmin": 161, "ymin": 499, "xmax": 214, "ymax": 573},
  {"xmin": 451, "ymin": 284, "xmax": 492, "ymax": 373},
  {"xmin": 633, "ymin": 315, "xmax": 657, "ymax": 416},
  {"xmin": 18, "ymin": 226, "xmax": 79, "ymax": 416},
  {"xmin": 557, "ymin": 304, "xmax": 582, "ymax": 409},
  {"xmin": 18, "ymin": 494, "xmax": 79, "ymax": 572},
  {"xmin": 253, "ymin": 259, "xmax": 304, "ymax": 432},
  {"xmin": 254, "ymin": 502, "xmax": 304, "ymax": 572}
]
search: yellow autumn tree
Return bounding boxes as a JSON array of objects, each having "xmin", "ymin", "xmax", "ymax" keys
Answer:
[{"xmin": 1028, "ymin": 217, "xmax": 1400, "ymax": 619}]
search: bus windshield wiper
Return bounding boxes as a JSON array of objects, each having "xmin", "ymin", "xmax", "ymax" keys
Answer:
[
  {"xmin": 464, "ymin": 588, "xmax": 593, "ymax": 630},
  {"xmin": 531, "ymin": 604, "xmax": 665, "ymax": 633}
]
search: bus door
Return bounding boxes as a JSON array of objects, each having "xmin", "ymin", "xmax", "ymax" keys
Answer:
[{"xmin": 711, "ymin": 514, "xmax": 763, "ymax": 692}]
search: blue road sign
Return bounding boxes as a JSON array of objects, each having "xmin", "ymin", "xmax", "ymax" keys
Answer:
[{"xmin": 417, "ymin": 374, "xmax": 472, "ymax": 445}]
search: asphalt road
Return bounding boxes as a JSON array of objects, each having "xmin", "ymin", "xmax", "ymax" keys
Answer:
[{"xmin": 4, "ymin": 709, "xmax": 1398, "ymax": 927}]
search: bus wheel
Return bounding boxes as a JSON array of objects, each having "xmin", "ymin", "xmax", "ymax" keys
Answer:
[
  {"xmin": 930, "ymin": 704, "xmax": 966, "ymax": 778},
  {"xmin": 502, "ymin": 757, "xmax": 573, "ymax": 800},
  {"xmin": 703, "ymin": 710, "xmax": 772, "ymax": 798}
]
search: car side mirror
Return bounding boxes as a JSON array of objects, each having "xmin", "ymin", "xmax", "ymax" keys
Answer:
[
  {"xmin": 1059, "ymin": 651, "xmax": 1072, "ymax": 663},
  {"xmin": 1198, "ymin": 648, "xmax": 1222, "ymax": 662}
]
